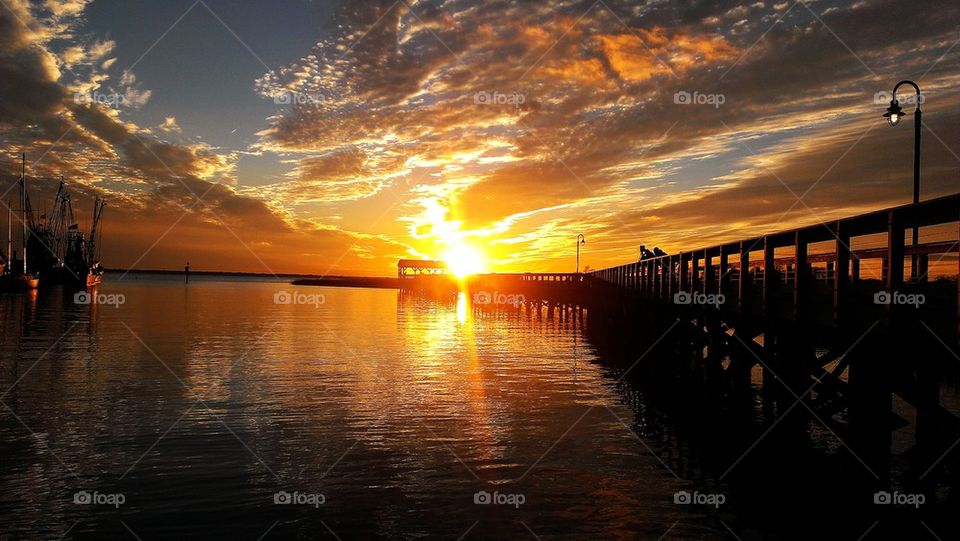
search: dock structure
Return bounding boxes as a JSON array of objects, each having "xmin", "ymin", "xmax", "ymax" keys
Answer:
[
  {"xmin": 589, "ymin": 193, "xmax": 959, "ymax": 333},
  {"xmin": 397, "ymin": 259, "xmax": 449, "ymax": 279},
  {"xmin": 587, "ymin": 193, "xmax": 960, "ymax": 470},
  {"xmin": 400, "ymin": 193, "xmax": 960, "ymax": 475}
]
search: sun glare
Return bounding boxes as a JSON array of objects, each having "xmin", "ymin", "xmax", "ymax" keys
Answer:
[{"xmin": 443, "ymin": 244, "xmax": 488, "ymax": 278}]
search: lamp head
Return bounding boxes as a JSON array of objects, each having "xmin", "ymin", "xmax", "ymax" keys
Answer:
[{"xmin": 883, "ymin": 99, "xmax": 905, "ymax": 126}]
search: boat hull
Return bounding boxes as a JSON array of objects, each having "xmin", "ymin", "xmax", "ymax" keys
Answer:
[
  {"xmin": 86, "ymin": 273, "xmax": 103, "ymax": 287},
  {"xmin": 39, "ymin": 266, "xmax": 102, "ymax": 289},
  {"xmin": 0, "ymin": 274, "xmax": 40, "ymax": 291}
]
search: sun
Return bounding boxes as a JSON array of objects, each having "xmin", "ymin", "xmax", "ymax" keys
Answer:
[{"xmin": 442, "ymin": 243, "xmax": 488, "ymax": 278}]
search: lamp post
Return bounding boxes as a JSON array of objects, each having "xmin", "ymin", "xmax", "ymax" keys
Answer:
[
  {"xmin": 883, "ymin": 80, "xmax": 922, "ymax": 280},
  {"xmin": 576, "ymin": 234, "xmax": 585, "ymax": 273}
]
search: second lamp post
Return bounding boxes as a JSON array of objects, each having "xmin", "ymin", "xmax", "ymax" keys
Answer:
[{"xmin": 576, "ymin": 234, "xmax": 585, "ymax": 273}]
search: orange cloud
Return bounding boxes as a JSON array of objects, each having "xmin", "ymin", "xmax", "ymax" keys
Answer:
[{"xmin": 597, "ymin": 28, "xmax": 738, "ymax": 82}]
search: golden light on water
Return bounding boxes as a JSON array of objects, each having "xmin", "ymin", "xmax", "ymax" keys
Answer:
[{"xmin": 456, "ymin": 292, "xmax": 467, "ymax": 324}]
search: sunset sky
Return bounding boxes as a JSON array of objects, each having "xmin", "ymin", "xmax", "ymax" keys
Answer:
[{"xmin": 0, "ymin": 0, "xmax": 958, "ymax": 276}]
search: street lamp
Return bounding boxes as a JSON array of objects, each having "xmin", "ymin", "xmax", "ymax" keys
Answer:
[
  {"xmin": 576, "ymin": 234, "xmax": 585, "ymax": 273},
  {"xmin": 883, "ymin": 80, "xmax": 922, "ymax": 280}
]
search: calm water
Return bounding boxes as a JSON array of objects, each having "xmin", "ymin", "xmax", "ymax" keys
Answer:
[{"xmin": 0, "ymin": 276, "xmax": 722, "ymax": 540}]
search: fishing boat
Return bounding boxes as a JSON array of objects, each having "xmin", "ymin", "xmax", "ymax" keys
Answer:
[
  {"xmin": 0, "ymin": 272, "xmax": 40, "ymax": 290},
  {"xmin": 0, "ymin": 154, "xmax": 40, "ymax": 292},
  {"xmin": 23, "ymin": 162, "xmax": 106, "ymax": 289},
  {"xmin": 61, "ymin": 197, "xmax": 105, "ymax": 288}
]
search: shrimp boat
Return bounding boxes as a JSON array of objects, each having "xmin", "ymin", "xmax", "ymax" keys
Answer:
[
  {"xmin": 2, "ymin": 153, "xmax": 106, "ymax": 291},
  {"xmin": 0, "ymin": 154, "xmax": 40, "ymax": 292},
  {"xmin": 58, "ymin": 196, "xmax": 105, "ymax": 288},
  {"xmin": 23, "ymin": 157, "xmax": 106, "ymax": 289}
]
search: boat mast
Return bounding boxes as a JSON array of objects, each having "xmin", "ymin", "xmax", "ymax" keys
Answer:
[
  {"xmin": 20, "ymin": 153, "xmax": 26, "ymax": 275},
  {"xmin": 88, "ymin": 198, "xmax": 104, "ymax": 266},
  {"xmin": 6, "ymin": 202, "xmax": 10, "ymax": 273}
]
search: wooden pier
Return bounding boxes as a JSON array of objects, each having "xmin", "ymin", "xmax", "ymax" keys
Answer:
[
  {"xmin": 401, "ymin": 194, "xmax": 960, "ymax": 477},
  {"xmin": 585, "ymin": 193, "xmax": 960, "ymax": 471},
  {"xmin": 589, "ymin": 193, "xmax": 959, "ymax": 334}
]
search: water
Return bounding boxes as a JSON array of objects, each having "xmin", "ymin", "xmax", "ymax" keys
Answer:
[{"xmin": 0, "ymin": 276, "xmax": 720, "ymax": 540}]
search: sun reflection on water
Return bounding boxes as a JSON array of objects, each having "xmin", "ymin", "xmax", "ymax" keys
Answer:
[{"xmin": 456, "ymin": 291, "xmax": 467, "ymax": 324}]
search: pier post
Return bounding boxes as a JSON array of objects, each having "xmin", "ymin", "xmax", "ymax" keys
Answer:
[
  {"xmin": 719, "ymin": 246, "xmax": 730, "ymax": 304},
  {"xmin": 848, "ymin": 211, "xmax": 904, "ymax": 474},
  {"xmin": 738, "ymin": 243, "xmax": 751, "ymax": 314},
  {"xmin": 763, "ymin": 236, "xmax": 776, "ymax": 317},
  {"xmin": 886, "ymin": 210, "xmax": 904, "ymax": 293},
  {"xmin": 657, "ymin": 258, "xmax": 664, "ymax": 301},
  {"xmin": 679, "ymin": 253, "xmax": 689, "ymax": 296},
  {"xmin": 762, "ymin": 237, "xmax": 778, "ymax": 396},
  {"xmin": 703, "ymin": 249, "xmax": 713, "ymax": 296},
  {"xmin": 917, "ymin": 255, "xmax": 928, "ymax": 283},
  {"xmin": 641, "ymin": 262, "xmax": 647, "ymax": 298},
  {"xmin": 834, "ymin": 223, "xmax": 850, "ymax": 325},
  {"xmin": 665, "ymin": 258, "xmax": 671, "ymax": 301},
  {"xmin": 691, "ymin": 253, "xmax": 701, "ymax": 294},
  {"xmin": 794, "ymin": 231, "xmax": 808, "ymax": 322}
]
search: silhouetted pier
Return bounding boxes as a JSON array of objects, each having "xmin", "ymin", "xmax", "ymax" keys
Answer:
[
  {"xmin": 586, "ymin": 193, "xmax": 960, "ymax": 471},
  {"xmin": 400, "ymin": 194, "xmax": 960, "ymax": 477}
]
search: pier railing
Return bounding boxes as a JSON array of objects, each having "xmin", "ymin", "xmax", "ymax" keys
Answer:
[{"xmin": 588, "ymin": 194, "xmax": 960, "ymax": 328}]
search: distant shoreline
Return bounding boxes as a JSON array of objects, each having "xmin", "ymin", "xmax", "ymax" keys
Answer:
[
  {"xmin": 291, "ymin": 276, "xmax": 399, "ymax": 289},
  {"xmin": 105, "ymin": 269, "xmax": 399, "ymax": 289}
]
